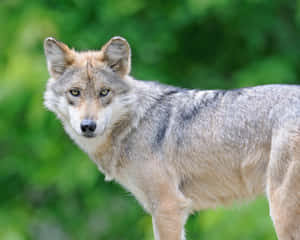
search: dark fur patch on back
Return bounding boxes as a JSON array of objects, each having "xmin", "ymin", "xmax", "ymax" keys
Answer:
[
  {"xmin": 227, "ymin": 88, "xmax": 244, "ymax": 102},
  {"xmin": 150, "ymin": 88, "xmax": 181, "ymax": 108},
  {"xmin": 180, "ymin": 90, "xmax": 226, "ymax": 122},
  {"xmin": 155, "ymin": 108, "xmax": 171, "ymax": 146},
  {"xmin": 180, "ymin": 102, "xmax": 201, "ymax": 121},
  {"xmin": 140, "ymin": 88, "xmax": 179, "ymax": 149}
]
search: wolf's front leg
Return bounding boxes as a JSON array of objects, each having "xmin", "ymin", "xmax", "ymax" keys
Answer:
[
  {"xmin": 151, "ymin": 194, "xmax": 189, "ymax": 240},
  {"xmin": 152, "ymin": 210, "xmax": 187, "ymax": 240}
]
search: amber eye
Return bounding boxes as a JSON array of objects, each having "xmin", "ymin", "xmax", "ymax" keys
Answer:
[
  {"xmin": 69, "ymin": 89, "xmax": 80, "ymax": 97},
  {"xmin": 99, "ymin": 88, "xmax": 110, "ymax": 97}
]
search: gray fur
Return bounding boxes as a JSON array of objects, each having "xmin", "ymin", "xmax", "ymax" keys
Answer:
[{"xmin": 44, "ymin": 36, "xmax": 300, "ymax": 240}]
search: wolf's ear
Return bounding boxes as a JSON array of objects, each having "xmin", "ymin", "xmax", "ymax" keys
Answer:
[
  {"xmin": 101, "ymin": 37, "xmax": 131, "ymax": 76},
  {"xmin": 44, "ymin": 37, "xmax": 75, "ymax": 79}
]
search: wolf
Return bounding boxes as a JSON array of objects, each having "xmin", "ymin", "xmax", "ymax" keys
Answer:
[{"xmin": 44, "ymin": 36, "xmax": 300, "ymax": 240}]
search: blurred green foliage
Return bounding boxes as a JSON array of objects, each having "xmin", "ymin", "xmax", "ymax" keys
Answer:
[{"xmin": 1, "ymin": 0, "xmax": 300, "ymax": 239}]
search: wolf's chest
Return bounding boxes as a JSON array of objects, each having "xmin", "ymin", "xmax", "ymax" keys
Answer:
[{"xmin": 65, "ymin": 124, "xmax": 115, "ymax": 177}]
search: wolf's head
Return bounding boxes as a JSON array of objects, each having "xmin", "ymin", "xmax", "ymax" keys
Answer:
[{"xmin": 44, "ymin": 37, "xmax": 133, "ymax": 139}]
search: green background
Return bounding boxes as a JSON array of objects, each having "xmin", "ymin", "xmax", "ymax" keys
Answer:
[{"xmin": 1, "ymin": 0, "xmax": 300, "ymax": 239}]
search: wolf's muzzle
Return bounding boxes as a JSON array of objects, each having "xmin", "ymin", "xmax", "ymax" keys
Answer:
[{"xmin": 80, "ymin": 119, "xmax": 97, "ymax": 137}]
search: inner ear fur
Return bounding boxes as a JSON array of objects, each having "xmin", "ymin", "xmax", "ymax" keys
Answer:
[
  {"xmin": 44, "ymin": 37, "xmax": 75, "ymax": 79},
  {"xmin": 101, "ymin": 36, "xmax": 131, "ymax": 76}
]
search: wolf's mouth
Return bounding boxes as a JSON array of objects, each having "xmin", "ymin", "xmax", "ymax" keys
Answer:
[{"xmin": 82, "ymin": 132, "xmax": 96, "ymax": 138}]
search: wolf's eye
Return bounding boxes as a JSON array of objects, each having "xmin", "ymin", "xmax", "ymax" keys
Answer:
[
  {"xmin": 70, "ymin": 89, "xmax": 80, "ymax": 97},
  {"xmin": 99, "ymin": 88, "xmax": 110, "ymax": 97}
]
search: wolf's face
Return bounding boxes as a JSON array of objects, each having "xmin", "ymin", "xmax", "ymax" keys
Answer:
[{"xmin": 44, "ymin": 37, "xmax": 132, "ymax": 138}]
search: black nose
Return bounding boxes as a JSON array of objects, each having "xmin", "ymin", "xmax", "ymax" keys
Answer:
[{"xmin": 80, "ymin": 119, "xmax": 96, "ymax": 133}]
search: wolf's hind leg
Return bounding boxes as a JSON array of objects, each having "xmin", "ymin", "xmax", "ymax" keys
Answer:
[{"xmin": 268, "ymin": 130, "xmax": 300, "ymax": 240}]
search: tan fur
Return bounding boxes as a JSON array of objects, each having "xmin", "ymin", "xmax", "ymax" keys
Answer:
[
  {"xmin": 72, "ymin": 51, "xmax": 105, "ymax": 68},
  {"xmin": 152, "ymin": 184, "xmax": 188, "ymax": 240},
  {"xmin": 54, "ymin": 40, "xmax": 76, "ymax": 65},
  {"xmin": 78, "ymin": 99, "xmax": 102, "ymax": 120}
]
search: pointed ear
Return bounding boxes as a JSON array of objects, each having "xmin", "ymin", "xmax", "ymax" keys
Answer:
[
  {"xmin": 44, "ymin": 37, "xmax": 75, "ymax": 79},
  {"xmin": 101, "ymin": 36, "xmax": 131, "ymax": 76}
]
